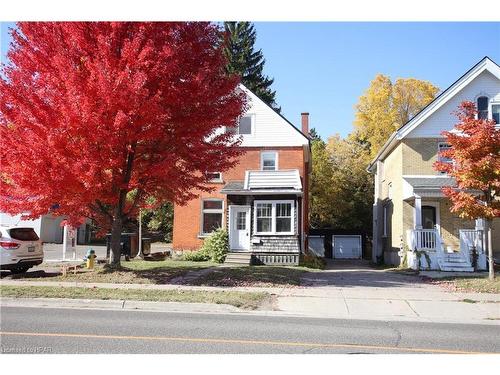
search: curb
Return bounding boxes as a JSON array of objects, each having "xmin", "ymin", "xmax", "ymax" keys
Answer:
[{"xmin": 1, "ymin": 297, "xmax": 499, "ymax": 326}]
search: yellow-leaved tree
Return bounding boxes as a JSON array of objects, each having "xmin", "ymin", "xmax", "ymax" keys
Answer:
[{"xmin": 354, "ymin": 75, "xmax": 439, "ymax": 158}]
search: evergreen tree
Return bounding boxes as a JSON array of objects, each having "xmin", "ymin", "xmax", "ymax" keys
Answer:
[
  {"xmin": 223, "ymin": 22, "xmax": 280, "ymax": 111},
  {"xmin": 309, "ymin": 127, "xmax": 322, "ymax": 142}
]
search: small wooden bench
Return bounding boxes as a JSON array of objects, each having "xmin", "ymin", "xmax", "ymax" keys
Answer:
[{"xmin": 60, "ymin": 264, "xmax": 79, "ymax": 276}]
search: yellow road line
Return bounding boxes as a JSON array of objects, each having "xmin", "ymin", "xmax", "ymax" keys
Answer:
[{"xmin": 0, "ymin": 331, "xmax": 493, "ymax": 354}]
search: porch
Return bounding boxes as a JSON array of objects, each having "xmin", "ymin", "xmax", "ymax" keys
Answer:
[
  {"xmin": 402, "ymin": 176, "xmax": 487, "ymax": 271},
  {"xmin": 220, "ymin": 170, "xmax": 304, "ymax": 265}
]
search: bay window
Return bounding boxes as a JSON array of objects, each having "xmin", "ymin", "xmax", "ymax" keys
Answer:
[
  {"xmin": 201, "ymin": 199, "xmax": 223, "ymax": 235},
  {"xmin": 254, "ymin": 200, "xmax": 294, "ymax": 235}
]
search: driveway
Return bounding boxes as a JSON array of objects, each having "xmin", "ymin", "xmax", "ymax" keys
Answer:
[{"xmin": 277, "ymin": 260, "xmax": 500, "ymax": 324}]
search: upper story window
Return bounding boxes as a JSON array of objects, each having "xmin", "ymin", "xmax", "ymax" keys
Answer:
[
  {"xmin": 477, "ymin": 96, "xmax": 489, "ymax": 120},
  {"xmin": 201, "ymin": 199, "xmax": 223, "ymax": 235},
  {"xmin": 206, "ymin": 172, "xmax": 222, "ymax": 183},
  {"xmin": 227, "ymin": 115, "xmax": 253, "ymax": 135},
  {"xmin": 260, "ymin": 151, "xmax": 278, "ymax": 171},
  {"xmin": 438, "ymin": 142, "xmax": 453, "ymax": 174},
  {"xmin": 492, "ymin": 104, "xmax": 500, "ymax": 124}
]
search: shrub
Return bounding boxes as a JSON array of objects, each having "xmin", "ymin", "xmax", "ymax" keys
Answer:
[
  {"xmin": 299, "ymin": 254, "xmax": 326, "ymax": 269},
  {"xmin": 183, "ymin": 249, "xmax": 210, "ymax": 262},
  {"xmin": 200, "ymin": 228, "xmax": 229, "ymax": 263}
]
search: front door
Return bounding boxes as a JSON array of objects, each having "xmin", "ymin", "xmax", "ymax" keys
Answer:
[
  {"xmin": 230, "ymin": 206, "xmax": 250, "ymax": 251},
  {"xmin": 421, "ymin": 206, "xmax": 437, "ymax": 229}
]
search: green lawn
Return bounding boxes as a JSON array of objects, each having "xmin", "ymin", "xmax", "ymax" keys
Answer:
[
  {"xmin": 0, "ymin": 285, "xmax": 269, "ymax": 310},
  {"xmin": 13, "ymin": 259, "xmax": 216, "ymax": 285}
]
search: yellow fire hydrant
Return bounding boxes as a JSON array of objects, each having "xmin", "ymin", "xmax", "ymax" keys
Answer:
[{"xmin": 85, "ymin": 249, "xmax": 97, "ymax": 269}]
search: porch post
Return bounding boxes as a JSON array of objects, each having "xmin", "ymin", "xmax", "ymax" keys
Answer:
[{"xmin": 414, "ymin": 195, "xmax": 422, "ymax": 229}]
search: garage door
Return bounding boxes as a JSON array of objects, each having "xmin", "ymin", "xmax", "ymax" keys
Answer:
[{"xmin": 333, "ymin": 235, "xmax": 361, "ymax": 259}]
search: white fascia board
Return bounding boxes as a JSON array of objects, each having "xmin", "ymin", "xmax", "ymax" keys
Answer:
[
  {"xmin": 398, "ymin": 57, "xmax": 499, "ymax": 139},
  {"xmin": 367, "ymin": 57, "xmax": 500, "ymax": 172}
]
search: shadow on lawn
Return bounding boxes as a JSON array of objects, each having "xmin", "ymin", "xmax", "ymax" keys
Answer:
[{"xmin": 0, "ymin": 262, "xmax": 214, "ymax": 285}]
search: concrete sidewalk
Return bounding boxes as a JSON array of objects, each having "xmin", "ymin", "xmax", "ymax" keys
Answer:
[{"xmin": 1, "ymin": 279, "xmax": 499, "ymax": 325}]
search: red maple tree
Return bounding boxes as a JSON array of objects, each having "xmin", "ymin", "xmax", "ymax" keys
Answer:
[
  {"xmin": 434, "ymin": 101, "xmax": 500, "ymax": 279},
  {"xmin": 0, "ymin": 22, "xmax": 246, "ymax": 267}
]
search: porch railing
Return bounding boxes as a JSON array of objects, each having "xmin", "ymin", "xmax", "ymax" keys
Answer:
[
  {"xmin": 407, "ymin": 229, "xmax": 439, "ymax": 251},
  {"xmin": 459, "ymin": 229, "xmax": 484, "ymax": 264}
]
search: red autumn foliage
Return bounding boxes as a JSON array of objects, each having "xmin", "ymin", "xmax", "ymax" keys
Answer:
[
  {"xmin": 433, "ymin": 101, "xmax": 500, "ymax": 220},
  {"xmin": 0, "ymin": 22, "xmax": 246, "ymax": 243}
]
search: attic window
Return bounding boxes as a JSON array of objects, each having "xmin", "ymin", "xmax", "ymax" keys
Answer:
[
  {"xmin": 477, "ymin": 96, "xmax": 489, "ymax": 120},
  {"xmin": 227, "ymin": 115, "xmax": 253, "ymax": 135}
]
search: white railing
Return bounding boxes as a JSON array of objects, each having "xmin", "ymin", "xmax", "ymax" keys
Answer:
[
  {"xmin": 459, "ymin": 229, "xmax": 483, "ymax": 263},
  {"xmin": 413, "ymin": 229, "xmax": 438, "ymax": 251},
  {"xmin": 406, "ymin": 228, "xmax": 444, "ymax": 269}
]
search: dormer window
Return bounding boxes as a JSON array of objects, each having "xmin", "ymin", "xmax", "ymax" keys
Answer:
[{"xmin": 477, "ymin": 96, "xmax": 489, "ymax": 120}]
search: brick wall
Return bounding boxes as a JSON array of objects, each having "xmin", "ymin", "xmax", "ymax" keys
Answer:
[
  {"xmin": 172, "ymin": 147, "xmax": 306, "ymax": 251},
  {"xmin": 402, "ymin": 138, "xmax": 443, "ymax": 175}
]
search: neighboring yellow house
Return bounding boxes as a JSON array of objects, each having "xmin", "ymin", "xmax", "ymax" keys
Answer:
[{"xmin": 368, "ymin": 56, "xmax": 500, "ymax": 271}]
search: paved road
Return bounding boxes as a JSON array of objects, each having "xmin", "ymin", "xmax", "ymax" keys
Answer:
[{"xmin": 1, "ymin": 306, "xmax": 499, "ymax": 354}]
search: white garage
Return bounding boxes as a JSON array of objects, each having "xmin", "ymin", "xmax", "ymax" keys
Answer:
[{"xmin": 332, "ymin": 235, "xmax": 362, "ymax": 259}]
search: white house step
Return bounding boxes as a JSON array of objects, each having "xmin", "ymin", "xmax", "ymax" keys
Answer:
[{"xmin": 439, "ymin": 264, "xmax": 474, "ymax": 272}]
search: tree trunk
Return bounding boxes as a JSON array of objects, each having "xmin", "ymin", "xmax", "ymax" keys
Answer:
[
  {"xmin": 109, "ymin": 214, "xmax": 123, "ymax": 268},
  {"xmin": 487, "ymin": 219, "xmax": 495, "ymax": 280}
]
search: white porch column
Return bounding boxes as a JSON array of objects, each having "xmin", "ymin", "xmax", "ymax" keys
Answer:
[
  {"xmin": 475, "ymin": 218, "xmax": 485, "ymax": 231},
  {"xmin": 414, "ymin": 195, "xmax": 422, "ymax": 229}
]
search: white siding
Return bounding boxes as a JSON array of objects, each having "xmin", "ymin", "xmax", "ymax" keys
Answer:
[
  {"xmin": 237, "ymin": 86, "xmax": 309, "ymax": 147},
  {"xmin": 408, "ymin": 71, "xmax": 500, "ymax": 138}
]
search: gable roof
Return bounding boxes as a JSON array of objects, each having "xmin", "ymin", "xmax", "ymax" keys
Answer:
[
  {"xmin": 238, "ymin": 83, "xmax": 311, "ymax": 144},
  {"xmin": 367, "ymin": 56, "xmax": 500, "ymax": 173}
]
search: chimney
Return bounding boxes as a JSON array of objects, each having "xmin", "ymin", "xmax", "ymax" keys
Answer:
[{"xmin": 301, "ymin": 112, "xmax": 309, "ymax": 135}]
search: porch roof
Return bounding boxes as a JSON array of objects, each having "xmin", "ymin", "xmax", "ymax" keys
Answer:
[
  {"xmin": 403, "ymin": 176, "xmax": 456, "ymax": 199},
  {"xmin": 220, "ymin": 170, "xmax": 303, "ymax": 196},
  {"xmin": 404, "ymin": 176, "xmax": 456, "ymax": 189}
]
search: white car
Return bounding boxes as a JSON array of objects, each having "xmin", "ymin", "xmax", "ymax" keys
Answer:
[{"xmin": 0, "ymin": 226, "xmax": 44, "ymax": 273}]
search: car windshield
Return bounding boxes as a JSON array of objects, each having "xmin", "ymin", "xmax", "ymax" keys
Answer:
[{"xmin": 9, "ymin": 228, "xmax": 39, "ymax": 241}]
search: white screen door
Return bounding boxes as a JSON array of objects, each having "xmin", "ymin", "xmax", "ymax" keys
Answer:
[{"xmin": 230, "ymin": 206, "xmax": 250, "ymax": 250}]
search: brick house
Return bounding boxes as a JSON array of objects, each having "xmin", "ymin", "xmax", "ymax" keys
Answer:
[
  {"xmin": 172, "ymin": 85, "xmax": 311, "ymax": 265},
  {"xmin": 368, "ymin": 56, "xmax": 500, "ymax": 271}
]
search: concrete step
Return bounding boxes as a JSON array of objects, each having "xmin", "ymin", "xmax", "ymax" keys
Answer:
[
  {"xmin": 224, "ymin": 252, "xmax": 252, "ymax": 265},
  {"xmin": 439, "ymin": 266, "xmax": 474, "ymax": 272},
  {"xmin": 439, "ymin": 259, "xmax": 474, "ymax": 272}
]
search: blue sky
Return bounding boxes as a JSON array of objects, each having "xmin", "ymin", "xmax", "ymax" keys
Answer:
[{"xmin": 2, "ymin": 22, "xmax": 499, "ymax": 139}]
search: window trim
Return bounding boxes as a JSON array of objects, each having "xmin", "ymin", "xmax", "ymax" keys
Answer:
[
  {"xmin": 200, "ymin": 198, "xmax": 224, "ymax": 236},
  {"xmin": 253, "ymin": 200, "xmax": 295, "ymax": 235},
  {"xmin": 206, "ymin": 172, "xmax": 223, "ymax": 183},
  {"xmin": 476, "ymin": 96, "xmax": 489, "ymax": 120},
  {"xmin": 260, "ymin": 151, "xmax": 278, "ymax": 171},
  {"xmin": 491, "ymin": 103, "xmax": 500, "ymax": 124},
  {"xmin": 437, "ymin": 142, "xmax": 453, "ymax": 174},
  {"xmin": 226, "ymin": 113, "xmax": 255, "ymax": 136}
]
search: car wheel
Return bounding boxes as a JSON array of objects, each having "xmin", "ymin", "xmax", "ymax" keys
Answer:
[{"xmin": 10, "ymin": 266, "xmax": 30, "ymax": 274}]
